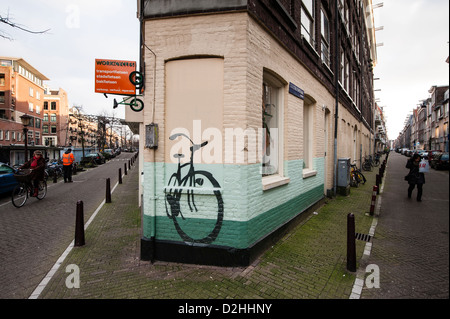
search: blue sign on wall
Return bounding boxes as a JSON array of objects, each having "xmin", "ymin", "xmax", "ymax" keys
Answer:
[{"xmin": 289, "ymin": 82, "xmax": 304, "ymax": 100}]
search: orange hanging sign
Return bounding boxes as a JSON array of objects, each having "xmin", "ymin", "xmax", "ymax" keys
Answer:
[{"xmin": 95, "ymin": 59, "xmax": 136, "ymax": 95}]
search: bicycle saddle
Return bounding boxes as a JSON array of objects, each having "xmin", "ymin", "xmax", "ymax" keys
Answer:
[{"xmin": 173, "ymin": 154, "xmax": 185, "ymax": 159}]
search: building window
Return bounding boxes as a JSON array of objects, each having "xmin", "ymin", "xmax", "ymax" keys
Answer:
[
  {"xmin": 51, "ymin": 102, "xmax": 57, "ymax": 110},
  {"xmin": 29, "ymin": 87, "xmax": 34, "ymax": 97},
  {"xmin": 303, "ymin": 97, "xmax": 315, "ymax": 170},
  {"xmin": 51, "ymin": 125, "xmax": 57, "ymax": 134},
  {"xmin": 301, "ymin": 0, "xmax": 315, "ymax": 47},
  {"xmin": 29, "ymin": 102, "xmax": 34, "ymax": 112},
  {"xmin": 35, "ymin": 118, "xmax": 41, "ymax": 129},
  {"xmin": 262, "ymin": 71, "xmax": 284, "ymax": 177},
  {"xmin": 0, "ymin": 74, "xmax": 5, "ymax": 86},
  {"xmin": 50, "ymin": 114, "xmax": 56, "ymax": 122},
  {"xmin": 43, "ymin": 113, "xmax": 48, "ymax": 122},
  {"xmin": 321, "ymin": 9, "xmax": 330, "ymax": 66},
  {"xmin": 43, "ymin": 125, "xmax": 49, "ymax": 134},
  {"xmin": 44, "ymin": 101, "xmax": 48, "ymax": 110},
  {"xmin": 36, "ymin": 105, "xmax": 40, "ymax": 114},
  {"xmin": 0, "ymin": 91, "xmax": 5, "ymax": 104},
  {"xmin": 35, "ymin": 132, "xmax": 40, "ymax": 146}
]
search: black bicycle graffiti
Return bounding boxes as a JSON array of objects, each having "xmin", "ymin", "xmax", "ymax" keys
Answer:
[{"xmin": 165, "ymin": 133, "xmax": 224, "ymax": 244}]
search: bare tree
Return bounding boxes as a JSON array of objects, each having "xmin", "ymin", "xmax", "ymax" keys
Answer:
[{"xmin": 1, "ymin": 9, "xmax": 50, "ymax": 40}]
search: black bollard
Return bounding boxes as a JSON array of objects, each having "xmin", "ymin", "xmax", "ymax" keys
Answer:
[
  {"xmin": 119, "ymin": 168, "xmax": 122, "ymax": 184},
  {"xmin": 347, "ymin": 213, "xmax": 357, "ymax": 272},
  {"xmin": 128, "ymin": 160, "xmax": 131, "ymax": 170},
  {"xmin": 75, "ymin": 201, "xmax": 85, "ymax": 247},
  {"xmin": 53, "ymin": 173, "xmax": 57, "ymax": 183},
  {"xmin": 106, "ymin": 178, "xmax": 111, "ymax": 203},
  {"xmin": 124, "ymin": 163, "xmax": 127, "ymax": 175},
  {"xmin": 376, "ymin": 174, "xmax": 380, "ymax": 194}
]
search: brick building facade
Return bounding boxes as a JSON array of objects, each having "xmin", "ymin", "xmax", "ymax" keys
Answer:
[{"xmin": 134, "ymin": 0, "xmax": 377, "ymax": 266}]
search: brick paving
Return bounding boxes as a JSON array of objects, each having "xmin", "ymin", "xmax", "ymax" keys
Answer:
[
  {"xmin": 4, "ymin": 151, "xmax": 446, "ymax": 303},
  {"xmin": 38, "ymin": 158, "xmax": 378, "ymax": 300}
]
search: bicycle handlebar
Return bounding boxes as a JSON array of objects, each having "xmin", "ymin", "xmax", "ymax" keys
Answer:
[{"xmin": 169, "ymin": 133, "xmax": 208, "ymax": 150}]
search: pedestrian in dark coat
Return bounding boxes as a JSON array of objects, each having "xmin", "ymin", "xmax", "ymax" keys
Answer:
[
  {"xmin": 19, "ymin": 150, "xmax": 46, "ymax": 196},
  {"xmin": 406, "ymin": 153, "xmax": 425, "ymax": 202}
]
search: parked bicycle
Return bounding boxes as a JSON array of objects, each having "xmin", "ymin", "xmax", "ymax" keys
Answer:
[
  {"xmin": 45, "ymin": 160, "xmax": 63, "ymax": 180},
  {"xmin": 350, "ymin": 163, "xmax": 366, "ymax": 187},
  {"xmin": 11, "ymin": 169, "xmax": 47, "ymax": 208},
  {"xmin": 113, "ymin": 95, "xmax": 144, "ymax": 112},
  {"xmin": 165, "ymin": 133, "xmax": 224, "ymax": 244},
  {"xmin": 362, "ymin": 154, "xmax": 381, "ymax": 171}
]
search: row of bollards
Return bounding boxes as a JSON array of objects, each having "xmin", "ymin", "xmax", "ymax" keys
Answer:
[
  {"xmin": 74, "ymin": 153, "xmax": 138, "ymax": 247},
  {"xmin": 347, "ymin": 153, "xmax": 389, "ymax": 272}
]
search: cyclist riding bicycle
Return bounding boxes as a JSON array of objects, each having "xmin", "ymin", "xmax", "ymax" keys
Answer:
[{"xmin": 19, "ymin": 150, "xmax": 46, "ymax": 197}]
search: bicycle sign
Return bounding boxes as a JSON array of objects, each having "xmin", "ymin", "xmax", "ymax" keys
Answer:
[
  {"xmin": 95, "ymin": 59, "xmax": 145, "ymax": 112},
  {"xmin": 164, "ymin": 133, "xmax": 224, "ymax": 244}
]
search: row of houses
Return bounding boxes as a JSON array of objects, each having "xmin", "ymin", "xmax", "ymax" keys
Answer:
[
  {"xmin": 0, "ymin": 57, "xmax": 130, "ymax": 165},
  {"xmin": 126, "ymin": 0, "xmax": 388, "ymax": 266},
  {"xmin": 395, "ymin": 84, "xmax": 449, "ymax": 153}
]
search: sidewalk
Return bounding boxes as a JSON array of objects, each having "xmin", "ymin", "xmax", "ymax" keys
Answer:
[{"xmin": 37, "ymin": 158, "xmax": 382, "ymax": 299}]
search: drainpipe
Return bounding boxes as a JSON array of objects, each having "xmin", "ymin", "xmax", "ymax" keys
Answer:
[
  {"xmin": 139, "ymin": 0, "xmax": 157, "ymax": 263},
  {"xmin": 333, "ymin": 0, "xmax": 340, "ymax": 196}
]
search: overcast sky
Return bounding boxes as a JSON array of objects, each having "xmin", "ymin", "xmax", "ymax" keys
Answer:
[
  {"xmin": 1, "ymin": 0, "xmax": 140, "ymax": 120},
  {"xmin": 1, "ymin": 0, "xmax": 449, "ymax": 140}
]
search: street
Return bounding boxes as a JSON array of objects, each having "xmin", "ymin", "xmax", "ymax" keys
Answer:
[
  {"xmin": 0, "ymin": 152, "xmax": 137, "ymax": 299},
  {"xmin": 361, "ymin": 152, "xmax": 449, "ymax": 298}
]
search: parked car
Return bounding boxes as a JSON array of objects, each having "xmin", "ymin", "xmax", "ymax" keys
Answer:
[
  {"xmin": 85, "ymin": 152, "xmax": 105, "ymax": 164},
  {"xmin": 102, "ymin": 149, "xmax": 116, "ymax": 160},
  {"xmin": 430, "ymin": 152, "xmax": 449, "ymax": 170},
  {"xmin": 426, "ymin": 150, "xmax": 442, "ymax": 164},
  {"xmin": 0, "ymin": 162, "xmax": 18, "ymax": 194}
]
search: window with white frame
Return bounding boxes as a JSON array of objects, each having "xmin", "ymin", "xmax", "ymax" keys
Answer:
[
  {"xmin": 321, "ymin": 8, "xmax": 330, "ymax": 66},
  {"xmin": 301, "ymin": 0, "xmax": 315, "ymax": 47},
  {"xmin": 29, "ymin": 87, "xmax": 34, "ymax": 97},
  {"xmin": 262, "ymin": 71, "xmax": 284, "ymax": 177},
  {"xmin": 303, "ymin": 98, "xmax": 315, "ymax": 171},
  {"xmin": 29, "ymin": 102, "xmax": 34, "ymax": 112}
]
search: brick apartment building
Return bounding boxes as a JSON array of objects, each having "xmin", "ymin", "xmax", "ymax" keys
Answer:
[
  {"xmin": 396, "ymin": 85, "xmax": 449, "ymax": 152},
  {"xmin": 43, "ymin": 87, "xmax": 70, "ymax": 150},
  {"xmin": 0, "ymin": 57, "xmax": 49, "ymax": 164},
  {"xmin": 131, "ymin": 0, "xmax": 379, "ymax": 266}
]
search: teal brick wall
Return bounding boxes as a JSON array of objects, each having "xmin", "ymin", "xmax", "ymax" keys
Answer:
[{"xmin": 143, "ymin": 158, "xmax": 325, "ymax": 249}]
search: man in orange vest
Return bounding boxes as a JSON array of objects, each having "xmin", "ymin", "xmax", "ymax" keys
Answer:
[{"xmin": 62, "ymin": 148, "xmax": 75, "ymax": 183}]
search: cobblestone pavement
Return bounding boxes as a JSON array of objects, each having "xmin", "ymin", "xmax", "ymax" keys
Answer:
[
  {"xmin": 6, "ymin": 152, "xmax": 447, "ymax": 304},
  {"xmin": 38, "ymin": 157, "xmax": 377, "ymax": 300},
  {"xmin": 360, "ymin": 152, "xmax": 449, "ymax": 299}
]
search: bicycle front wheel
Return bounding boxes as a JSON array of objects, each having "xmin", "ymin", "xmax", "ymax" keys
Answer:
[
  {"xmin": 11, "ymin": 183, "xmax": 28, "ymax": 208},
  {"xmin": 167, "ymin": 171, "xmax": 224, "ymax": 245},
  {"xmin": 36, "ymin": 180, "xmax": 47, "ymax": 200},
  {"xmin": 129, "ymin": 98, "xmax": 144, "ymax": 112}
]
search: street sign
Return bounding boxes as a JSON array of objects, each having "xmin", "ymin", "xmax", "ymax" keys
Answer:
[{"xmin": 95, "ymin": 59, "xmax": 136, "ymax": 95}]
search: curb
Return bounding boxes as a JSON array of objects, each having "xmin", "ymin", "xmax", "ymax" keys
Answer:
[{"xmin": 349, "ymin": 162, "xmax": 386, "ymax": 299}]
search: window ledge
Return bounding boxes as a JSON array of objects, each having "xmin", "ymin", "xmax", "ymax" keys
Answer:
[
  {"xmin": 262, "ymin": 175, "xmax": 290, "ymax": 191},
  {"xmin": 302, "ymin": 169, "xmax": 317, "ymax": 179}
]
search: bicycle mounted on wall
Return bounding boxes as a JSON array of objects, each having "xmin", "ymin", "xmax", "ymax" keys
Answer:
[{"xmin": 105, "ymin": 71, "xmax": 145, "ymax": 112}]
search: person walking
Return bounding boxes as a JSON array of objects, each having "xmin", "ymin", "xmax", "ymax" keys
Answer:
[
  {"xmin": 62, "ymin": 148, "xmax": 75, "ymax": 183},
  {"xmin": 19, "ymin": 150, "xmax": 46, "ymax": 197},
  {"xmin": 405, "ymin": 153, "xmax": 425, "ymax": 202}
]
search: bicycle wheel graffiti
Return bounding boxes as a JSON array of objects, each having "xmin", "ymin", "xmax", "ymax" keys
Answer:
[{"xmin": 165, "ymin": 133, "xmax": 224, "ymax": 244}]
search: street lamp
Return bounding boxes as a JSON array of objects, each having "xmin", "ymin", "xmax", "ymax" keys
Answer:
[{"xmin": 20, "ymin": 114, "xmax": 32, "ymax": 162}]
